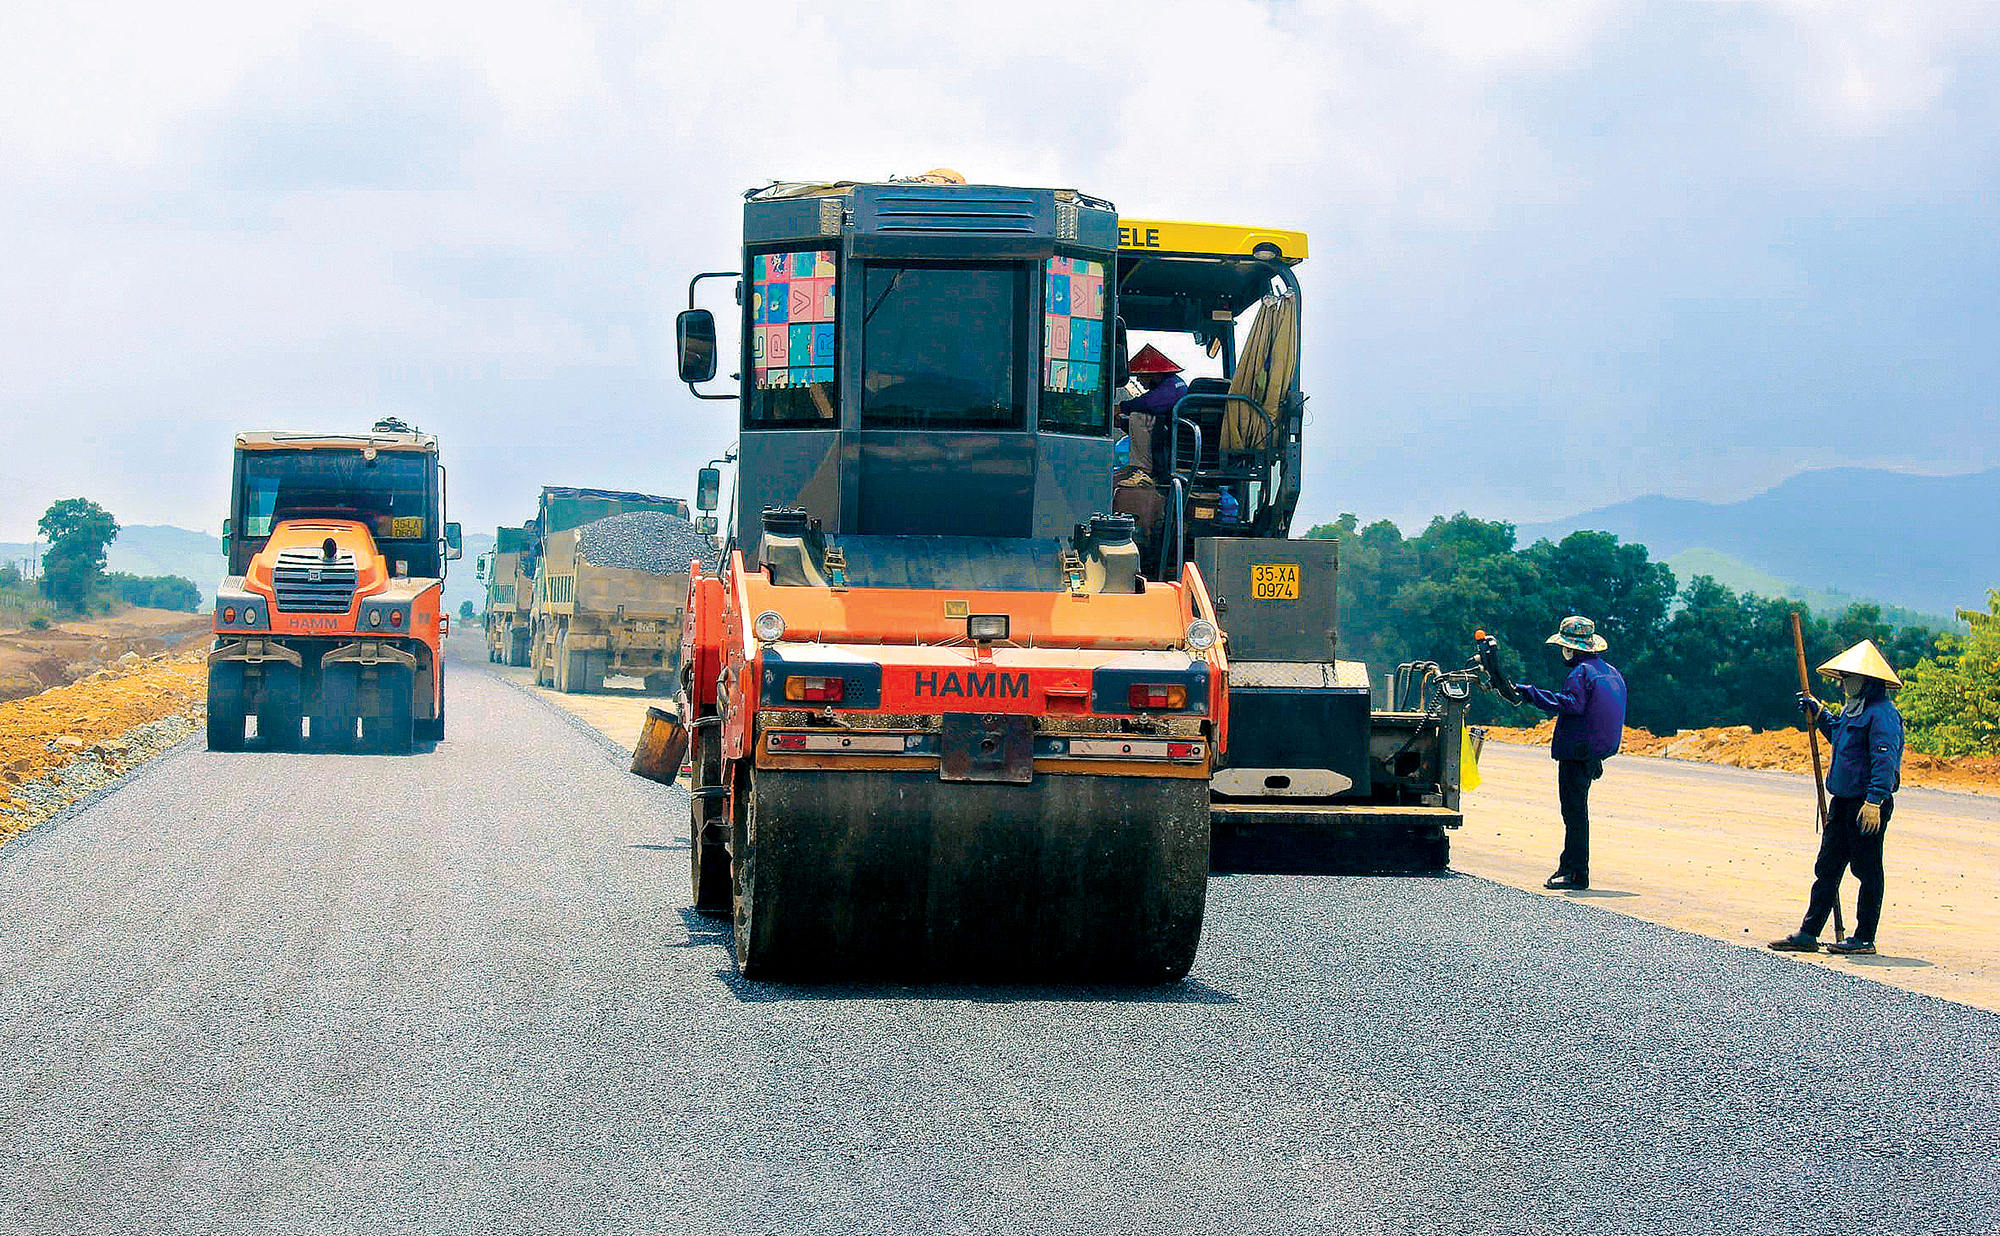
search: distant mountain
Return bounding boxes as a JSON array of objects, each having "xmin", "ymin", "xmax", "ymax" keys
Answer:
[{"xmin": 1519, "ymin": 468, "xmax": 1999, "ymax": 621}]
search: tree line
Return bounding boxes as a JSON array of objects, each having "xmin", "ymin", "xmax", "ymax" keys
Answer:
[
  {"xmin": 1306, "ymin": 513, "xmax": 1989, "ymax": 754},
  {"xmin": 7, "ymin": 498, "xmax": 203, "ymax": 615}
]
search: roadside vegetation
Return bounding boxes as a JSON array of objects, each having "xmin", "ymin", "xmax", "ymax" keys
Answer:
[
  {"xmin": 1309, "ymin": 514, "xmax": 1992, "ymax": 757},
  {"xmin": 3, "ymin": 499, "xmax": 202, "ymax": 618}
]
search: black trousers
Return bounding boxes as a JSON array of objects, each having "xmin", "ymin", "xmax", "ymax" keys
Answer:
[
  {"xmin": 1556, "ymin": 758, "xmax": 1602, "ymax": 875},
  {"xmin": 1803, "ymin": 794, "xmax": 1892, "ymax": 941}
]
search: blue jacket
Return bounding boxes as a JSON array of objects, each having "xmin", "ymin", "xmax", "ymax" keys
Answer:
[
  {"xmin": 1517, "ymin": 654, "xmax": 1628, "ymax": 761},
  {"xmin": 1812, "ymin": 692, "xmax": 1903, "ymax": 803}
]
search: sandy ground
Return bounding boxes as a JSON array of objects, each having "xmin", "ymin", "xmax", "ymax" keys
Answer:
[
  {"xmin": 1460, "ymin": 740, "xmax": 2000, "ymax": 1011},
  {"xmin": 0, "ymin": 607, "xmax": 210, "ymax": 702},
  {"xmin": 0, "ymin": 646, "xmax": 207, "ymax": 840},
  {"xmin": 1486, "ymin": 719, "xmax": 2000, "ymax": 796}
]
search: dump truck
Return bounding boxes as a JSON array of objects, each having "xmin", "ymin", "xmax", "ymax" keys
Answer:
[
  {"xmin": 478, "ymin": 525, "xmax": 533, "ymax": 666},
  {"xmin": 208, "ymin": 418, "xmax": 462, "ymax": 752},
  {"xmin": 1111, "ymin": 220, "xmax": 1472, "ymax": 872},
  {"xmin": 673, "ymin": 177, "xmax": 1225, "ymax": 982},
  {"xmin": 524, "ymin": 487, "xmax": 697, "ymax": 694}
]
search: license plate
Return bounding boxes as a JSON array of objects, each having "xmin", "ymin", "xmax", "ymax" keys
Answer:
[{"xmin": 1251, "ymin": 563, "xmax": 1300, "ymax": 600}]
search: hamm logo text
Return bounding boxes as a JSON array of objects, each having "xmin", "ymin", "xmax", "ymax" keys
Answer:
[{"xmin": 911, "ymin": 671, "xmax": 1030, "ymax": 700}]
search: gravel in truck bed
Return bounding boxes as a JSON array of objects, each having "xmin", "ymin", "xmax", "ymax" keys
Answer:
[{"xmin": 575, "ymin": 511, "xmax": 719, "ymax": 575}]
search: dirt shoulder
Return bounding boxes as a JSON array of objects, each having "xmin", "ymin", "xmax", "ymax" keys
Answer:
[
  {"xmin": 1, "ymin": 647, "xmax": 208, "ymax": 845},
  {"xmin": 0, "ymin": 607, "xmax": 211, "ymax": 703},
  {"xmin": 1483, "ymin": 719, "xmax": 2000, "ymax": 796}
]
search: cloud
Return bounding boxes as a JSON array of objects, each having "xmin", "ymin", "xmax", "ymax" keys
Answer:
[{"xmin": 1, "ymin": 0, "xmax": 1997, "ymax": 544}]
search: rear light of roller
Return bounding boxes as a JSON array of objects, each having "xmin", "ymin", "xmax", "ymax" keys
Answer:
[
  {"xmin": 222, "ymin": 607, "xmax": 236, "ymax": 624},
  {"xmin": 1127, "ymin": 683, "xmax": 1188, "ymax": 710},
  {"xmin": 1166, "ymin": 742, "xmax": 1199, "ymax": 760},
  {"xmin": 771, "ymin": 734, "xmax": 809, "ymax": 750},
  {"xmin": 784, "ymin": 675, "xmax": 845, "ymax": 703}
]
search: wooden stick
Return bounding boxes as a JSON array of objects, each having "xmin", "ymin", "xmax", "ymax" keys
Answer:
[{"xmin": 1791, "ymin": 611, "xmax": 1844, "ymax": 939}]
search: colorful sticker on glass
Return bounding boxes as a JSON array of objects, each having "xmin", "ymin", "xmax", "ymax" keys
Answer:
[
  {"xmin": 753, "ymin": 250, "xmax": 837, "ymax": 389},
  {"xmin": 1043, "ymin": 255, "xmax": 1105, "ymax": 394}
]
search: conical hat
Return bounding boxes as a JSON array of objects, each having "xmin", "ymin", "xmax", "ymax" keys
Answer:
[
  {"xmin": 1817, "ymin": 639, "xmax": 1902, "ymax": 688},
  {"xmin": 1128, "ymin": 344, "xmax": 1183, "ymax": 376}
]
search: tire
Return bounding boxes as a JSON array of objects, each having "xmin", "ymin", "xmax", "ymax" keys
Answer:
[
  {"xmin": 206, "ymin": 662, "xmax": 246, "ymax": 752},
  {"xmin": 315, "ymin": 664, "xmax": 360, "ymax": 750},
  {"xmin": 509, "ymin": 629, "xmax": 530, "ymax": 668},
  {"xmin": 254, "ymin": 662, "xmax": 302, "ymax": 750},
  {"xmin": 361, "ymin": 664, "xmax": 415, "ymax": 754},
  {"xmin": 416, "ymin": 686, "xmax": 445, "ymax": 742},
  {"xmin": 689, "ymin": 720, "xmax": 731, "ymax": 916}
]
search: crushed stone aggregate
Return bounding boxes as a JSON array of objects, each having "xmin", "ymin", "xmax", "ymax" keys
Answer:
[
  {"xmin": 576, "ymin": 510, "xmax": 718, "ymax": 575},
  {"xmin": 0, "ymin": 643, "xmax": 1994, "ymax": 1235}
]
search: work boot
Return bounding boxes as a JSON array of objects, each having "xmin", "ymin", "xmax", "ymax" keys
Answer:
[
  {"xmin": 1767, "ymin": 931, "xmax": 1820, "ymax": 953},
  {"xmin": 1827, "ymin": 936, "xmax": 1877, "ymax": 955},
  {"xmin": 1544, "ymin": 871, "xmax": 1588, "ymax": 891}
]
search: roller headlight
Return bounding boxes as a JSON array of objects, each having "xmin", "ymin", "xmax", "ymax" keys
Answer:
[
  {"xmin": 241, "ymin": 607, "xmax": 258, "ymax": 626},
  {"xmin": 752, "ymin": 610, "xmax": 787, "ymax": 643},
  {"xmin": 369, "ymin": 610, "xmax": 382, "ymax": 628},
  {"xmin": 1185, "ymin": 619, "xmax": 1219, "ymax": 651}
]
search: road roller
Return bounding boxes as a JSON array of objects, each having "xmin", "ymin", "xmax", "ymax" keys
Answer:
[
  {"xmin": 207, "ymin": 419, "xmax": 462, "ymax": 753},
  {"xmin": 673, "ymin": 177, "xmax": 1225, "ymax": 981}
]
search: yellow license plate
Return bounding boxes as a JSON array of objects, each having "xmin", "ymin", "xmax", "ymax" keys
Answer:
[
  {"xmin": 1250, "ymin": 563, "xmax": 1300, "ymax": 600},
  {"xmin": 390, "ymin": 516, "xmax": 425, "ymax": 539}
]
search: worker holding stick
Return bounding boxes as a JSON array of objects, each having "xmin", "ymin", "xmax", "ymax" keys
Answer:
[{"xmin": 1769, "ymin": 639, "xmax": 1906, "ymax": 957}]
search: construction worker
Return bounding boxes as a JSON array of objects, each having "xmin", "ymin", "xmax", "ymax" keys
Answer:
[
  {"xmin": 1511, "ymin": 615, "xmax": 1628, "ymax": 891},
  {"xmin": 1119, "ymin": 344, "xmax": 1188, "ymax": 479},
  {"xmin": 1769, "ymin": 640, "xmax": 1905, "ymax": 956}
]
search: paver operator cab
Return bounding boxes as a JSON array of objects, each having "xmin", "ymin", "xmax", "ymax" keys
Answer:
[
  {"xmin": 209, "ymin": 419, "xmax": 461, "ymax": 753},
  {"xmin": 676, "ymin": 179, "xmax": 1223, "ymax": 982}
]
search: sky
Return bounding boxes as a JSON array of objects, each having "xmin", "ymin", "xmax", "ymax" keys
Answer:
[{"xmin": 3, "ymin": 0, "xmax": 1997, "ymax": 545}]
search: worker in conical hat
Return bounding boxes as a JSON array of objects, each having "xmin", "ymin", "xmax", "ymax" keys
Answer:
[
  {"xmin": 1770, "ymin": 639, "xmax": 1905, "ymax": 957},
  {"xmin": 1117, "ymin": 343, "xmax": 1191, "ymax": 482}
]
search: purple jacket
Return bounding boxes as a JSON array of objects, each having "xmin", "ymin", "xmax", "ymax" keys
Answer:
[{"xmin": 1516, "ymin": 653, "xmax": 1627, "ymax": 761}]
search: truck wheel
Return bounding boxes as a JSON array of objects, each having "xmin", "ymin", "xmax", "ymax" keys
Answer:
[
  {"xmin": 254, "ymin": 662, "xmax": 302, "ymax": 750},
  {"xmin": 206, "ymin": 663, "xmax": 246, "ymax": 752},
  {"xmin": 361, "ymin": 665, "xmax": 415, "ymax": 754},
  {"xmin": 560, "ymin": 639, "xmax": 591, "ymax": 695},
  {"xmin": 316, "ymin": 664, "xmax": 359, "ymax": 750},
  {"xmin": 417, "ymin": 689, "xmax": 445, "ymax": 742},
  {"xmin": 584, "ymin": 651, "xmax": 608, "ymax": 694},
  {"xmin": 510, "ymin": 630, "xmax": 530, "ymax": 667}
]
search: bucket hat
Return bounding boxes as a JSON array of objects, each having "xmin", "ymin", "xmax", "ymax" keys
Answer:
[{"xmin": 1545, "ymin": 615, "xmax": 1608, "ymax": 653}]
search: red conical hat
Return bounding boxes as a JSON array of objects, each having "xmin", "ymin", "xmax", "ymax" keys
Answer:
[{"xmin": 1128, "ymin": 344, "xmax": 1183, "ymax": 376}]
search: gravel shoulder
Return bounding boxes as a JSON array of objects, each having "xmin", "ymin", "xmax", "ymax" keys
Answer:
[{"xmin": 2, "ymin": 651, "xmax": 1995, "ymax": 1234}]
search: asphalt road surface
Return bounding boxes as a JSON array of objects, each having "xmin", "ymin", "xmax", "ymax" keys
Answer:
[{"xmin": 4, "ymin": 650, "xmax": 1997, "ymax": 1235}]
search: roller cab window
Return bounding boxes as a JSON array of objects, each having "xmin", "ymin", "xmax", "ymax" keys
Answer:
[
  {"xmin": 748, "ymin": 249, "xmax": 839, "ymax": 427},
  {"xmin": 237, "ymin": 449, "xmax": 438, "ymax": 574},
  {"xmin": 860, "ymin": 262, "xmax": 1028, "ymax": 431}
]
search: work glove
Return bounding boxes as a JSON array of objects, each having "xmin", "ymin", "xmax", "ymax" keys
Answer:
[
  {"xmin": 1858, "ymin": 802, "xmax": 1884, "ymax": 834},
  {"xmin": 1796, "ymin": 691, "xmax": 1824, "ymax": 720}
]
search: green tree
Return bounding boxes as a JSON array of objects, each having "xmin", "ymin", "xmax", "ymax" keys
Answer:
[
  {"xmin": 459, "ymin": 600, "xmax": 475, "ymax": 621},
  {"xmin": 1898, "ymin": 590, "xmax": 2000, "ymax": 757},
  {"xmin": 37, "ymin": 498, "xmax": 119, "ymax": 612}
]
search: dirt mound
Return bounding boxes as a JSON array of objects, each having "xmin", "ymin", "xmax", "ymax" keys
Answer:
[
  {"xmin": 0, "ymin": 607, "xmax": 210, "ymax": 702},
  {"xmin": 1483, "ymin": 720, "xmax": 2000, "ymax": 795},
  {"xmin": 1, "ymin": 647, "xmax": 207, "ymax": 841}
]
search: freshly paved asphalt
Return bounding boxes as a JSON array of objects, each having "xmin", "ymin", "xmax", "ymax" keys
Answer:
[{"xmin": 3, "ymin": 643, "xmax": 1996, "ymax": 1235}]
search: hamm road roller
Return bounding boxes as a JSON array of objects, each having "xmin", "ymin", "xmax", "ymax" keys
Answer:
[
  {"xmin": 208, "ymin": 418, "xmax": 462, "ymax": 752},
  {"xmin": 675, "ymin": 176, "xmax": 1226, "ymax": 982}
]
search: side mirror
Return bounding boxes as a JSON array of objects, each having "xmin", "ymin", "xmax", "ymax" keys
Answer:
[
  {"xmin": 445, "ymin": 521, "xmax": 463, "ymax": 561},
  {"xmin": 1113, "ymin": 318, "xmax": 1130, "ymax": 387},
  {"xmin": 696, "ymin": 466, "xmax": 721, "ymax": 514},
  {"xmin": 677, "ymin": 309, "xmax": 718, "ymax": 384},
  {"xmin": 475, "ymin": 552, "xmax": 489, "ymax": 582},
  {"xmin": 220, "ymin": 517, "xmax": 232, "ymax": 558},
  {"xmin": 696, "ymin": 515, "xmax": 718, "ymax": 537}
]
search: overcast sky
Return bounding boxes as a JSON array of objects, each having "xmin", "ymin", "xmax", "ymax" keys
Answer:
[{"xmin": 4, "ymin": 0, "xmax": 1996, "ymax": 544}]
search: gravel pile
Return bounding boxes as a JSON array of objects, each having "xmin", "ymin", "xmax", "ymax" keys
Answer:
[
  {"xmin": 577, "ymin": 511, "xmax": 718, "ymax": 575},
  {"xmin": 0, "ymin": 711, "xmax": 199, "ymax": 835}
]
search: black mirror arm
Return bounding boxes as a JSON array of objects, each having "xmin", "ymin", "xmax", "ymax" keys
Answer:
[{"xmin": 684, "ymin": 271, "xmax": 741, "ymax": 402}]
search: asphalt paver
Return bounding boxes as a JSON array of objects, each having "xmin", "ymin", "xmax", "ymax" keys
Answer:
[{"xmin": 3, "ymin": 652, "xmax": 1996, "ymax": 1235}]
